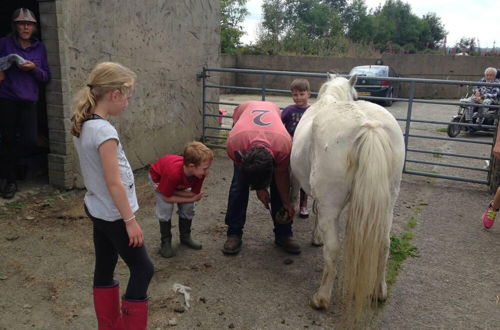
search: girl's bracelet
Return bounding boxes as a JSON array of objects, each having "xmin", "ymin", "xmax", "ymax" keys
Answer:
[{"xmin": 124, "ymin": 215, "xmax": 136, "ymax": 223}]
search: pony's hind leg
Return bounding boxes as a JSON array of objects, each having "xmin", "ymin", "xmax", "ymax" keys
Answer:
[
  {"xmin": 310, "ymin": 202, "xmax": 343, "ymax": 309},
  {"xmin": 377, "ymin": 208, "xmax": 395, "ymax": 302},
  {"xmin": 311, "ymin": 200, "xmax": 323, "ymax": 246}
]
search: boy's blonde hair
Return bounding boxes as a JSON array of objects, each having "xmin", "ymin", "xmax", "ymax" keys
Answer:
[
  {"xmin": 183, "ymin": 141, "xmax": 214, "ymax": 166},
  {"xmin": 290, "ymin": 78, "xmax": 310, "ymax": 92},
  {"xmin": 70, "ymin": 62, "xmax": 137, "ymax": 137}
]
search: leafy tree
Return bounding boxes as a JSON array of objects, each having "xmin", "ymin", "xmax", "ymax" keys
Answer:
[
  {"xmin": 259, "ymin": 0, "xmax": 342, "ymax": 55},
  {"xmin": 220, "ymin": 0, "xmax": 248, "ymax": 53},
  {"xmin": 256, "ymin": 0, "xmax": 448, "ymax": 55},
  {"xmin": 455, "ymin": 37, "xmax": 478, "ymax": 55},
  {"xmin": 419, "ymin": 13, "xmax": 446, "ymax": 49},
  {"xmin": 345, "ymin": 0, "xmax": 373, "ymax": 43}
]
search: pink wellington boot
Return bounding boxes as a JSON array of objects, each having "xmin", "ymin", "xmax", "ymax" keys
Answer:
[
  {"xmin": 93, "ymin": 281, "xmax": 123, "ymax": 330},
  {"xmin": 121, "ymin": 297, "xmax": 148, "ymax": 330}
]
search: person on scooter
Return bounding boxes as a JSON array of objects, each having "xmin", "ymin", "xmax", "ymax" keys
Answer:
[{"xmin": 461, "ymin": 67, "xmax": 500, "ymax": 124}]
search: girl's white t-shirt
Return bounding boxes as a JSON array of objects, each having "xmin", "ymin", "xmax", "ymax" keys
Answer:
[{"xmin": 73, "ymin": 119, "xmax": 138, "ymax": 221}]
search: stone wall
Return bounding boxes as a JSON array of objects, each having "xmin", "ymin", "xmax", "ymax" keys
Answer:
[
  {"xmin": 220, "ymin": 53, "xmax": 500, "ymax": 99},
  {"xmin": 39, "ymin": 0, "xmax": 220, "ymax": 188}
]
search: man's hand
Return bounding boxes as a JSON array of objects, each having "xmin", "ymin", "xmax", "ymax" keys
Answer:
[
  {"xmin": 282, "ymin": 202, "xmax": 295, "ymax": 220},
  {"xmin": 256, "ymin": 189, "xmax": 270, "ymax": 209},
  {"xmin": 16, "ymin": 60, "xmax": 36, "ymax": 72}
]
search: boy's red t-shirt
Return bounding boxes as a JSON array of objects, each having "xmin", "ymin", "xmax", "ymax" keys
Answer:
[
  {"xmin": 226, "ymin": 101, "xmax": 292, "ymax": 172},
  {"xmin": 149, "ymin": 154, "xmax": 204, "ymax": 197}
]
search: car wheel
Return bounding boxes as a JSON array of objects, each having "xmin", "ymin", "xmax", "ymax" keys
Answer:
[{"xmin": 384, "ymin": 89, "xmax": 393, "ymax": 107}]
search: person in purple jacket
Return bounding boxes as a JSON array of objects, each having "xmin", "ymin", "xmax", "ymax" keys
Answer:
[
  {"xmin": 281, "ymin": 78, "xmax": 312, "ymax": 218},
  {"xmin": 0, "ymin": 8, "xmax": 50, "ymax": 199}
]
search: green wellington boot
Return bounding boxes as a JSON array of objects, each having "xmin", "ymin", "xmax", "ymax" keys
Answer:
[
  {"xmin": 159, "ymin": 221, "xmax": 174, "ymax": 258},
  {"xmin": 179, "ymin": 217, "xmax": 202, "ymax": 250}
]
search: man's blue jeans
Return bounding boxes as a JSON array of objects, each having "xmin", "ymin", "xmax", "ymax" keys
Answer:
[{"xmin": 224, "ymin": 165, "xmax": 293, "ymax": 238}]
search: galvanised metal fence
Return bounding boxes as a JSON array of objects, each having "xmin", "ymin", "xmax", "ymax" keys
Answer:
[{"xmin": 200, "ymin": 67, "xmax": 500, "ymax": 185}]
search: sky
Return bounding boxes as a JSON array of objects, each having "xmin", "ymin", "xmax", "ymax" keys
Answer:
[{"xmin": 241, "ymin": 0, "xmax": 499, "ymax": 48}]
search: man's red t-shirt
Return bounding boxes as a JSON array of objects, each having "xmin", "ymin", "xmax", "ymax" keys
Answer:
[
  {"xmin": 149, "ymin": 155, "xmax": 204, "ymax": 197},
  {"xmin": 226, "ymin": 101, "xmax": 292, "ymax": 171}
]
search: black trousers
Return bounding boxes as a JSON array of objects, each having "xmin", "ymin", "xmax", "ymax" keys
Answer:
[
  {"xmin": 224, "ymin": 165, "xmax": 293, "ymax": 238},
  {"xmin": 85, "ymin": 205, "xmax": 154, "ymax": 300},
  {"xmin": 0, "ymin": 98, "xmax": 37, "ymax": 182}
]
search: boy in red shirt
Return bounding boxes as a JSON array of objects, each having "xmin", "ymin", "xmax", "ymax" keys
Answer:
[{"xmin": 149, "ymin": 141, "xmax": 214, "ymax": 258}]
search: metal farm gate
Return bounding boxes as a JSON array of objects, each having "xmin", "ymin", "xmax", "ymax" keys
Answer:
[{"xmin": 199, "ymin": 67, "xmax": 500, "ymax": 187}]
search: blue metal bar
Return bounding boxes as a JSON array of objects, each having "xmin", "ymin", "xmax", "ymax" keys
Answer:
[
  {"xmin": 406, "ymin": 159, "xmax": 488, "ymax": 172},
  {"xmin": 408, "ymin": 133, "xmax": 492, "ymax": 145},
  {"xmin": 201, "ymin": 68, "xmax": 207, "ymax": 143},
  {"xmin": 403, "ymin": 81, "xmax": 415, "ymax": 171},
  {"xmin": 204, "ymin": 125, "xmax": 231, "ymax": 131},
  {"xmin": 403, "ymin": 170, "xmax": 487, "ymax": 184},
  {"xmin": 407, "ymin": 148, "xmax": 490, "ymax": 160}
]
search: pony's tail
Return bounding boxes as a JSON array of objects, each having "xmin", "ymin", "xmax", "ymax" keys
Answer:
[{"xmin": 343, "ymin": 120, "xmax": 394, "ymax": 324}]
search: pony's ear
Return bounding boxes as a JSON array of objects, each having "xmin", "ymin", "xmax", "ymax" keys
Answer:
[
  {"xmin": 326, "ymin": 72, "xmax": 333, "ymax": 80},
  {"xmin": 348, "ymin": 74, "xmax": 357, "ymax": 86}
]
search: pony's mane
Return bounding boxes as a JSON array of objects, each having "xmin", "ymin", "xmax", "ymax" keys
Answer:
[{"xmin": 317, "ymin": 74, "xmax": 357, "ymax": 102}]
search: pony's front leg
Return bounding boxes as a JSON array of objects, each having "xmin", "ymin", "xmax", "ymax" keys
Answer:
[{"xmin": 311, "ymin": 204, "xmax": 342, "ymax": 309}]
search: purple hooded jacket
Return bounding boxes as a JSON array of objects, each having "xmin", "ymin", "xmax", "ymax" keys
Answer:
[{"xmin": 0, "ymin": 35, "xmax": 50, "ymax": 102}]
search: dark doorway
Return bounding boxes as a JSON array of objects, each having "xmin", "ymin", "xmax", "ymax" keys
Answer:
[{"xmin": 0, "ymin": 1, "xmax": 49, "ymax": 182}]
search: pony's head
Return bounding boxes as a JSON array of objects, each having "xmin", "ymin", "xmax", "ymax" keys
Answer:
[{"xmin": 317, "ymin": 73, "xmax": 358, "ymax": 102}]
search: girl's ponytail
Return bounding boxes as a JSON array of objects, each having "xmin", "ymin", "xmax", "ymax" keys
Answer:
[{"xmin": 70, "ymin": 86, "xmax": 96, "ymax": 137}]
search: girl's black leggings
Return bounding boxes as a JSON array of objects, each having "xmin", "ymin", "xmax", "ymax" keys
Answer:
[{"xmin": 85, "ymin": 205, "xmax": 154, "ymax": 300}]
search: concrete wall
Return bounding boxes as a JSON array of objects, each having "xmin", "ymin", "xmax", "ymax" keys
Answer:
[
  {"xmin": 39, "ymin": 0, "xmax": 220, "ymax": 188},
  {"xmin": 220, "ymin": 54, "xmax": 500, "ymax": 99}
]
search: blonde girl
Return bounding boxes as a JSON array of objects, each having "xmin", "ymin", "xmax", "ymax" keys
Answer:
[{"xmin": 71, "ymin": 62, "xmax": 153, "ymax": 330}]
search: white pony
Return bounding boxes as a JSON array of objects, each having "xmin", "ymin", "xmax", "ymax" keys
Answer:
[{"xmin": 291, "ymin": 75, "xmax": 405, "ymax": 321}]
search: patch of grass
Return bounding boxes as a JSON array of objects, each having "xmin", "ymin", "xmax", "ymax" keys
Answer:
[
  {"xmin": 436, "ymin": 127, "xmax": 448, "ymax": 133},
  {"xmin": 407, "ymin": 217, "xmax": 417, "ymax": 229},
  {"xmin": 432, "ymin": 153, "xmax": 443, "ymax": 158},
  {"xmin": 386, "ymin": 215, "xmax": 419, "ymax": 286},
  {"xmin": 5, "ymin": 201, "xmax": 26, "ymax": 210},
  {"xmin": 405, "ymin": 166, "xmax": 440, "ymax": 174}
]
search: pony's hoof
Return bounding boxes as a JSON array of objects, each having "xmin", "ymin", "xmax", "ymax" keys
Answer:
[
  {"xmin": 311, "ymin": 240, "xmax": 323, "ymax": 247},
  {"xmin": 377, "ymin": 281, "xmax": 387, "ymax": 302},
  {"xmin": 310, "ymin": 293, "xmax": 329, "ymax": 309}
]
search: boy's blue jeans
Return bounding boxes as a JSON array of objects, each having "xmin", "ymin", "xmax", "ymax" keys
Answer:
[{"xmin": 224, "ymin": 164, "xmax": 293, "ymax": 238}]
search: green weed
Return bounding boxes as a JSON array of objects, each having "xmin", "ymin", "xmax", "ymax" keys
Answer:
[
  {"xmin": 406, "ymin": 166, "xmax": 439, "ymax": 174},
  {"xmin": 5, "ymin": 201, "xmax": 26, "ymax": 210},
  {"xmin": 436, "ymin": 127, "xmax": 448, "ymax": 133},
  {"xmin": 386, "ymin": 215, "xmax": 419, "ymax": 286}
]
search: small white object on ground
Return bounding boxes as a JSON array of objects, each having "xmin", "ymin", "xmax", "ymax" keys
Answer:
[{"xmin": 172, "ymin": 283, "xmax": 192, "ymax": 308}]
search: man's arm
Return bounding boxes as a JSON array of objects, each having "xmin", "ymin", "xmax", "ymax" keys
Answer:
[{"xmin": 274, "ymin": 166, "xmax": 295, "ymax": 218}]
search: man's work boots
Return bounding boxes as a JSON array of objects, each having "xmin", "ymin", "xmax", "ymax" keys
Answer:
[
  {"xmin": 275, "ymin": 237, "xmax": 301, "ymax": 254},
  {"xmin": 222, "ymin": 236, "xmax": 242, "ymax": 255}
]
